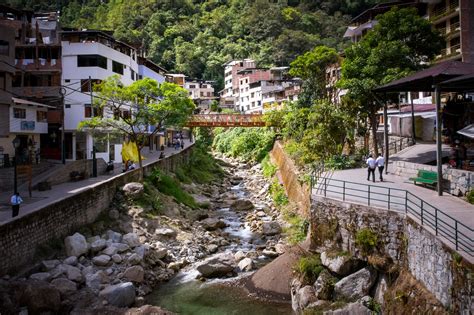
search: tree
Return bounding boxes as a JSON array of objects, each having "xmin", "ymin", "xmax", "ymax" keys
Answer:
[
  {"xmin": 79, "ymin": 76, "xmax": 195, "ymax": 177},
  {"xmin": 289, "ymin": 45, "xmax": 339, "ymax": 107},
  {"xmin": 338, "ymin": 7, "xmax": 444, "ymax": 155}
]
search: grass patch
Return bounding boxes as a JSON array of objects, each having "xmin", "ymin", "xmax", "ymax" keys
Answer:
[
  {"xmin": 261, "ymin": 153, "xmax": 277, "ymax": 178},
  {"xmin": 467, "ymin": 190, "xmax": 474, "ymax": 204},
  {"xmin": 148, "ymin": 168, "xmax": 198, "ymax": 209},
  {"xmin": 270, "ymin": 179, "xmax": 288, "ymax": 207},
  {"xmin": 176, "ymin": 142, "xmax": 224, "ymax": 184},
  {"xmin": 282, "ymin": 206, "xmax": 309, "ymax": 245},
  {"xmin": 134, "ymin": 181, "xmax": 163, "ymax": 218},
  {"xmin": 294, "ymin": 254, "xmax": 324, "ymax": 284},
  {"xmin": 303, "ymin": 301, "xmax": 348, "ymax": 315},
  {"xmin": 355, "ymin": 228, "xmax": 379, "ymax": 256}
]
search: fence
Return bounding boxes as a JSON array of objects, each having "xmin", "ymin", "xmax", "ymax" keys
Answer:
[
  {"xmin": 311, "ymin": 176, "xmax": 473, "ymax": 256},
  {"xmin": 380, "ymin": 137, "xmax": 414, "ymax": 156}
]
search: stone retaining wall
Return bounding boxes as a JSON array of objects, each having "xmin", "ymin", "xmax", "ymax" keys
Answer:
[
  {"xmin": 394, "ymin": 160, "xmax": 473, "ymax": 196},
  {"xmin": 0, "ymin": 146, "xmax": 193, "ymax": 276},
  {"xmin": 270, "ymin": 140, "xmax": 311, "ymax": 217},
  {"xmin": 311, "ymin": 197, "xmax": 473, "ymax": 312}
]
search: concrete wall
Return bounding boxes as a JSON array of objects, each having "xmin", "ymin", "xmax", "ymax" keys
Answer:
[
  {"xmin": 311, "ymin": 198, "xmax": 473, "ymax": 312},
  {"xmin": 270, "ymin": 140, "xmax": 311, "ymax": 217},
  {"xmin": 0, "ymin": 145, "xmax": 193, "ymax": 275},
  {"xmin": 394, "ymin": 160, "xmax": 473, "ymax": 196}
]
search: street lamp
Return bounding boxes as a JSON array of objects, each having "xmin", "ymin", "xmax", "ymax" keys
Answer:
[{"xmin": 12, "ymin": 136, "xmax": 20, "ymax": 194}]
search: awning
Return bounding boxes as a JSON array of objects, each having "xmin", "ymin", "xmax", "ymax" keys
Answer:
[
  {"xmin": 12, "ymin": 97, "xmax": 56, "ymax": 109},
  {"xmin": 389, "ymin": 111, "xmax": 436, "ymax": 119},
  {"xmin": 457, "ymin": 124, "xmax": 474, "ymax": 139}
]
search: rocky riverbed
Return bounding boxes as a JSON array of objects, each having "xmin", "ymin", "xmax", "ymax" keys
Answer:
[{"xmin": 0, "ymin": 154, "xmax": 292, "ymax": 314}]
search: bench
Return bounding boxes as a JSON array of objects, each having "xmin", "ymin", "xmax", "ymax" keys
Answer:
[{"xmin": 409, "ymin": 170, "xmax": 438, "ymax": 186}]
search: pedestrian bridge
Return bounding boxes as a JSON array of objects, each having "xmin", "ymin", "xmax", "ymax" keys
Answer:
[{"xmin": 186, "ymin": 114, "xmax": 265, "ymax": 127}]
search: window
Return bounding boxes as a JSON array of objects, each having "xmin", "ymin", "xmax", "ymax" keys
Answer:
[
  {"xmin": 77, "ymin": 55, "xmax": 107, "ymax": 69},
  {"xmin": 131, "ymin": 69, "xmax": 135, "ymax": 81},
  {"xmin": 13, "ymin": 108, "xmax": 26, "ymax": 119},
  {"xmin": 189, "ymin": 85, "xmax": 196, "ymax": 89},
  {"xmin": 65, "ymin": 104, "xmax": 71, "ymax": 108},
  {"xmin": 200, "ymin": 92, "xmax": 204, "ymax": 97},
  {"xmin": 0, "ymin": 72, "xmax": 5, "ymax": 90},
  {"xmin": 122, "ymin": 110, "xmax": 130, "ymax": 119},
  {"xmin": 84, "ymin": 104, "xmax": 92, "ymax": 118},
  {"xmin": 65, "ymin": 79, "xmax": 70, "ymax": 83},
  {"xmin": 112, "ymin": 61, "xmax": 124, "ymax": 75},
  {"xmin": 37, "ymin": 111, "xmax": 47, "ymax": 122},
  {"xmin": 0, "ymin": 40, "xmax": 9, "ymax": 56},
  {"xmin": 251, "ymin": 92, "xmax": 255, "ymax": 98},
  {"xmin": 81, "ymin": 79, "xmax": 102, "ymax": 92}
]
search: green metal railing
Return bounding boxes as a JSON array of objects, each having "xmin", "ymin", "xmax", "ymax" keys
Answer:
[{"xmin": 311, "ymin": 176, "xmax": 473, "ymax": 256}]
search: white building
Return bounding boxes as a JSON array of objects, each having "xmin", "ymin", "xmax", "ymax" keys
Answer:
[
  {"xmin": 221, "ymin": 59, "xmax": 256, "ymax": 109},
  {"xmin": 61, "ymin": 30, "xmax": 165, "ymax": 162},
  {"xmin": 184, "ymin": 79, "xmax": 215, "ymax": 111}
]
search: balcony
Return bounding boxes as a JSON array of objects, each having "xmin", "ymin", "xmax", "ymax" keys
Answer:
[
  {"xmin": 430, "ymin": 1, "xmax": 459, "ymax": 21},
  {"xmin": 436, "ymin": 44, "xmax": 461, "ymax": 61},
  {"xmin": 12, "ymin": 86, "xmax": 61, "ymax": 98},
  {"xmin": 14, "ymin": 59, "xmax": 61, "ymax": 71}
]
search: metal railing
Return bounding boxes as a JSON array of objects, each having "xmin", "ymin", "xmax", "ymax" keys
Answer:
[
  {"xmin": 311, "ymin": 177, "xmax": 473, "ymax": 256},
  {"xmin": 380, "ymin": 137, "xmax": 414, "ymax": 156}
]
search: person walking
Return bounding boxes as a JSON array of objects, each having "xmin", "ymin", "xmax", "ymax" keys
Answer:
[
  {"xmin": 11, "ymin": 192, "xmax": 23, "ymax": 218},
  {"xmin": 376, "ymin": 153, "xmax": 385, "ymax": 181},
  {"xmin": 366, "ymin": 154, "xmax": 376, "ymax": 182}
]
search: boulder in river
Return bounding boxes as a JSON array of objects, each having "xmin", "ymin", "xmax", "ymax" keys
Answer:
[
  {"xmin": 238, "ymin": 258, "xmax": 254, "ymax": 272},
  {"xmin": 323, "ymin": 302, "xmax": 372, "ymax": 315},
  {"xmin": 262, "ymin": 222, "xmax": 281, "ymax": 236},
  {"xmin": 64, "ymin": 232, "xmax": 88, "ymax": 257},
  {"xmin": 123, "ymin": 266, "xmax": 145, "ymax": 283},
  {"xmin": 20, "ymin": 280, "xmax": 61, "ymax": 313},
  {"xmin": 99, "ymin": 282, "xmax": 136, "ymax": 307},
  {"xmin": 51, "ymin": 278, "xmax": 77, "ymax": 295},
  {"xmin": 92, "ymin": 254, "xmax": 111, "ymax": 266},
  {"xmin": 230, "ymin": 199, "xmax": 254, "ymax": 211},
  {"xmin": 196, "ymin": 254, "xmax": 235, "ymax": 278},
  {"xmin": 200, "ymin": 217, "xmax": 228, "ymax": 231},
  {"xmin": 155, "ymin": 227, "xmax": 177, "ymax": 239}
]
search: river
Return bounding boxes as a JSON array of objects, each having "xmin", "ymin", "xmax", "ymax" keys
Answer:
[{"xmin": 146, "ymin": 161, "xmax": 293, "ymax": 314}]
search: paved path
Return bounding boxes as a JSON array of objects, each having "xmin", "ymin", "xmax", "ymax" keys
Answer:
[
  {"xmin": 313, "ymin": 166, "xmax": 474, "ymax": 262},
  {"xmin": 0, "ymin": 139, "xmax": 194, "ymax": 223},
  {"xmin": 388, "ymin": 142, "xmax": 451, "ymax": 164}
]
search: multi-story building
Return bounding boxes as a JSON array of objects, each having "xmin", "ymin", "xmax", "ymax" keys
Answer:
[
  {"xmin": 184, "ymin": 79, "xmax": 215, "ymax": 111},
  {"xmin": 430, "ymin": 0, "xmax": 474, "ymax": 63},
  {"xmin": 166, "ymin": 74, "xmax": 186, "ymax": 87},
  {"xmin": 137, "ymin": 56, "xmax": 166, "ymax": 84},
  {"xmin": 0, "ymin": 6, "xmax": 60, "ymax": 161},
  {"xmin": 61, "ymin": 30, "xmax": 140, "ymax": 162},
  {"xmin": 221, "ymin": 59, "xmax": 256, "ymax": 109},
  {"xmin": 262, "ymin": 80, "xmax": 302, "ymax": 112}
]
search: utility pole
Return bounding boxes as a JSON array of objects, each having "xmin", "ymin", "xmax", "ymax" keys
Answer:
[
  {"xmin": 60, "ymin": 87, "xmax": 66, "ymax": 164},
  {"xmin": 89, "ymin": 76, "xmax": 97, "ymax": 177}
]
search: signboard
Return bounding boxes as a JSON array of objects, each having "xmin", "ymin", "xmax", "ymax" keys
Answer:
[{"xmin": 21, "ymin": 121, "xmax": 35, "ymax": 130}]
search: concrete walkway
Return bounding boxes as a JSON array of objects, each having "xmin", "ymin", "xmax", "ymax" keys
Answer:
[
  {"xmin": 0, "ymin": 139, "xmax": 194, "ymax": 223},
  {"xmin": 389, "ymin": 142, "xmax": 451, "ymax": 164},
  {"xmin": 313, "ymin": 166, "xmax": 474, "ymax": 262}
]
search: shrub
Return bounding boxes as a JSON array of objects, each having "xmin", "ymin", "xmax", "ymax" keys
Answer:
[
  {"xmin": 325, "ymin": 155, "xmax": 357, "ymax": 170},
  {"xmin": 355, "ymin": 228, "xmax": 379, "ymax": 255},
  {"xmin": 212, "ymin": 127, "xmax": 275, "ymax": 162},
  {"xmin": 467, "ymin": 190, "xmax": 474, "ymax": 204},
  {"xmin": 282, "ymin": 207, "xmax": 309, "ymax": 244},
  {"xmin": 270, "ymin": 179, "xmax": 288, "ymax": 207},
  {"xmin": 294, "ymin": 254, "xmax": 324, "ymax": 284},
  {"xmin": 148, "ymin": 169, "xmax": 198, "ymax": 209},
  {"xmin": 261, "ymin": 154, "xmax": 277, "ymax": 178}
]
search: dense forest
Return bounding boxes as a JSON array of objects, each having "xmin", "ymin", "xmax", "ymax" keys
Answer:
[{"xmin": 5, "ymin": 0, "xmax": 384, "ymax": 89}]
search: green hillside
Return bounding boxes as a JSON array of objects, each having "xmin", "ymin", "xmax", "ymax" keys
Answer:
[{"xmin": 5, "ymin": 0, "xmax": 383, "ymax": 89}]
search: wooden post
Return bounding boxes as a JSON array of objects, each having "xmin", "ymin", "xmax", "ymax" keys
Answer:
[
  {"xmin": 435, "ymin": 85, "xmax": 443, "ymax": 196},
  {"xmin": 383, "ymin": 97, "xmax": 389, "ymax": 174},
  {"xmin": 410, "ymin": 92, "xmax": 416, "ymax": 144}
]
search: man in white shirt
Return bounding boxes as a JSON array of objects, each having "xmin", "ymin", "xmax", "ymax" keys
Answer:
[
  {"xmin": 366, "ymin": 154, "xmax": 376, "ymax": 182},
  {"xmin": 376, "ymin": 153, "xmax": 385, "ymax": 182},
  {"xmin": 11, "ymin": 192, "xmax": 23, "ymax": 218}
]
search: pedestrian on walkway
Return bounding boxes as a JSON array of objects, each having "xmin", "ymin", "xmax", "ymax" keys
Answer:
[
  {"xmin": 175, "ymin": 139, "xmax": 180, "ymax": 150},
  {"xmin": 366, "ymin": 154, "xmax": 376, "ymax": 182},
  {"xmin": 180, "ymin": 140, "xmax": 184, "ymax": 150},
  {"xmin": 376, "ymin": 153, "xmax": 385, "ymax": 181},
  {"xmin": 11, "ymin": 192, "xmax": 23, "ymax": 218}
]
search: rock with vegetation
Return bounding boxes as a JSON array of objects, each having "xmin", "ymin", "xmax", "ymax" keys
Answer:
[
  {"xmin": 334, "ymin": 267, "xmax": 377, "ymax": 300},
  {"xmin": 320, "ymin": 251, "xmax": 364, "ymax": 276},
  {"xmin": 323, "ymin": 301, "xmax": 372, "ymax": 315},
  {"xmin": 313, "ymin": 269, "xmax": 336, "ymax": 300}
]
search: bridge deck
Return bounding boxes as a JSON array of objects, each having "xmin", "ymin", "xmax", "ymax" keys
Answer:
[{"xmin": 186, "ymin": 114, "xmax": 265, "ymax": 127}]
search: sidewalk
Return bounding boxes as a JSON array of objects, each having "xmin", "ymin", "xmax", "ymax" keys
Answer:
[
  {"xmin": 0, "ymin": 139, "xmax": 194, "ymax": 223},
  {"xmin": 314, "ymin": 167, "xmax": 473, "ymax": 262}
]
